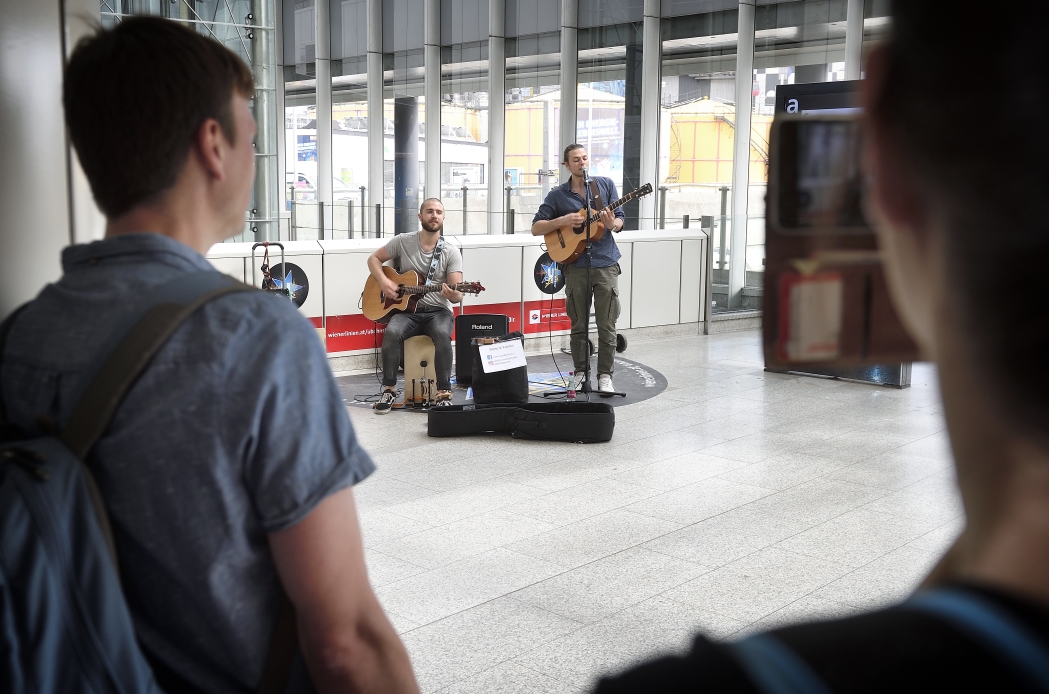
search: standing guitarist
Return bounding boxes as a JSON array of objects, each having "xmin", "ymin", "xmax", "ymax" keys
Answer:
[
  {"xmin": 531, "ymin": 144, "xmax": 625, "ymax": 394},
  {"xmin": 367, "ymin": 198, "xmax": 463, "ymax": 413}
]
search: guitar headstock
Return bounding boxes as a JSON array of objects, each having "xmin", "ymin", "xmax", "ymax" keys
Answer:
[
  {"xmin": 462, "ymin": 282, "xmax": 485, "ymax": 294},
  {"xmin": 636, "ymin": 183, "xmax": 653, "ymax": 198}
]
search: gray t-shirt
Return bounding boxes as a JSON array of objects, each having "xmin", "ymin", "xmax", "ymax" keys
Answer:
[
  {"xmin": 383, "ymin": 231, "xmax": 463, "ymax": 312},
  {"xmin": 0, "ymin": 234, "xmax": 374, "ymax": 693}
]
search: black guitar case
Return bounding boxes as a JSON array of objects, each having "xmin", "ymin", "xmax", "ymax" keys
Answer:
[{"xmin": 427, "ymin": 402, "xmax": 615, "ymax": 443}]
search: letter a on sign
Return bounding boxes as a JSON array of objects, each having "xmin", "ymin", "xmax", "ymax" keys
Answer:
[{"xmin": 786, "ymin": 98, "xmax": 799, "ymax": 114}]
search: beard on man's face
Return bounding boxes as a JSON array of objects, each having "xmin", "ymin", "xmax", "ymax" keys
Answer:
[{"xmin": 422, "ymin": 218, "xmax": 444, "ymax": 233}]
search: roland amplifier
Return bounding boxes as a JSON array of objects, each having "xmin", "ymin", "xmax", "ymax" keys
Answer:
[{"xmin": 455, "ymin": 313, "xmax": 509, "ymax": 384}]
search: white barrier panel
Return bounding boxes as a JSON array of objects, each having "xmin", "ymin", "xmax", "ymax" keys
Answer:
[{"xmin": 207, "ymin": 229, "xmax": 707, "ymax": 357}]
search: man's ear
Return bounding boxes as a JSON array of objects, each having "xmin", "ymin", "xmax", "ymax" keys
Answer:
[
  {"xmin": 861, "ymin": 44, "xmax": 938, "ymax": 357},
  {"xmin": 193, "ymin": 117, "xmax": 227, "ymax": 182},
  {"xmin": 861, "ymin": 45, "xmax": 926, "ymax": 238}
]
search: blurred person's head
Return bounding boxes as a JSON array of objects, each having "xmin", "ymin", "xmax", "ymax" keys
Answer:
[
  {"xmin": 865, "ymin": 1, "xmax": 1049, "ymax": 443},
  {"xmin": 64, "ymin": 17, "xmax": 256, "ymax": 245}
]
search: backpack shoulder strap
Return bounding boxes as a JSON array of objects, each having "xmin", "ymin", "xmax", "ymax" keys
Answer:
[
  {"xmin": 0, "ymin": 303, "xmax": 30, "ymax": 428},
  {"xmin": 906, "ymin": 588, "xmax": 1049, "ymax": 690},
  {"xmin": 59, "ymin": 271, "xmax": 250, "ymax": 459},
  {"xmin": 53, "ymin": 270, "xmax": 299, "ymax": 693},
  {"xmin": 729, "ymin": 633, "xmax": 833, "ymax": 694}
]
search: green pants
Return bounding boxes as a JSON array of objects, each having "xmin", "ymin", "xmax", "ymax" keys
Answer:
[{"xmin": 563, "ymin": 262, "xmax": 621, "ymax": 376}]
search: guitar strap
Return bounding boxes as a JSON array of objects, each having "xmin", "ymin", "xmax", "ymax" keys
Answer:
[
  {"xmin": 425, "ymin": 235, "xmax": 445, "ymax": 286},
  {"xmin": 589, "ymin": 180, "xmax": 603, "ymax": 209}
]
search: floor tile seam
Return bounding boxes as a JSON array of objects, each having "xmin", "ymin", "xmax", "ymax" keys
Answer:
[
  {"xmin": 820, "ymin": 463, "xmax": 947, "ymax": 492},
  {"xmin": 513, "ymin": 567, "xmax": 720, "ymax": 629},
  {"xmin": 429, "ymin": 658, "xmax": 569, "ymax": 693},
  {"xmin": 853, "ymin": 496, "xmax": 965, "ymax": 525},
  {"xmin": 657, "ymin": 548, "xmax": 857, "ymax": 624},
  {"xmin": 510, "ymin": 477, "xmax": 664, "ymax": 513},
  {"xmin": 641, "ymin": 536, "xmax": 772, "ymax": 573},
  {"xmin": 380, "ymin": 506, "xmax": 573, "ymax": 546},
  {"xmin": 366, "ymin": 547, "xmax": 432, "ymax": 575},
  {"xmin": 767, "ymin": 527, "xmax": 910, "ymax": 569},
  {"xmin": 505, "ymin": 659, "xmax": 584, "ymax": 690},
  {"xmin": 399, "ymin": 593, "xmax": 591, "ymax": 652},
  {"xmin": 359, "ymin": 475, "xmax": 449, "ymax": 498},
  {"xmin": 375, "ymin": 517, "xmax": 569, "ymax": 566},
  {"xmin": 363, "ymin": 507, "xmax": 440, "ymax": 530},
  {"xmin": 383, "ymin": 457, "xmax": 610, "ymax": 495},
  {"xmin": 507, "ymin": 529, "xmax": 707, "ymax": 586},
  {"xmin": 869, "ymin": 462, "xmax": 960, "ymax": 495}
]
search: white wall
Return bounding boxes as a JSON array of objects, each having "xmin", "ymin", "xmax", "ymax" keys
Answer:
[
  {"xmin": 0, "ymin": 0, "xmax": 103, "ymax": 318},
  {"xmin": 209, "ymin": 229, "xmax": 709, "ymax": 358},
  {"xmin": 0, "ymin": 0, "xmax": 70, "ymax": 317}
]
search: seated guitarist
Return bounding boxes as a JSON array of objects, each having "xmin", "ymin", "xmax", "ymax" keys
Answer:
[
  {"xmin": 367, "ymin": 198, "xmax": 463, "ymax": 413},
  {"xmin": 531, "ymin": 144, "xmax": 625, "ymax": 395}
]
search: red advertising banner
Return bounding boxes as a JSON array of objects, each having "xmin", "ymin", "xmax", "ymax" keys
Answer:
[
  {"xmin": 523, "ymin": 298, "xmax": 572, "ymax": 334},
  {"xmin": 324, "ymin": 314, "xmax": 386, "ymax": 353},
  {"xmin": 324, "ymin": 301, "xmax": 561, "ymax": 353}
]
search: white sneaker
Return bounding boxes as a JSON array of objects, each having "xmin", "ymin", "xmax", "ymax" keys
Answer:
[{"xmin": 597, "ymin": 374, "xmax": 615, "ymax": 394}]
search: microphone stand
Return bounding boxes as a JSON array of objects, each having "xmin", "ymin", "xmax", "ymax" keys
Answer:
[{"xmin": 579, "ymin": 167, "xmax": 594, "ymax": 397}]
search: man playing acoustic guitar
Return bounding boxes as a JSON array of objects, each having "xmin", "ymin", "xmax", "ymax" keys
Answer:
[
  {"xmin": 531, "ymin": 144, "xmax": 625, "ymax": 395},
  {"xmin": 367, "ymin": 198, "xmax": 463, "ymax": 413}
]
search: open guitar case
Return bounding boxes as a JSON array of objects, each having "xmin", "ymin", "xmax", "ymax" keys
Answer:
[{"xmin": 427, "ymin": 402, "xmax": 615, "ymax": 443}]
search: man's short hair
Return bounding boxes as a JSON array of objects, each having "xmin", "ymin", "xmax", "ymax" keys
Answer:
[
  {"xmin": 563, "ymin": 144, "xmax": 586, "ymax": 163},
  {"xmin": 419, "ymin": 198, "xmax": 444, "ymax": 213},
  {"xmin": 63, "ymin": 17, "xmax": 255, "ymax": 219}
]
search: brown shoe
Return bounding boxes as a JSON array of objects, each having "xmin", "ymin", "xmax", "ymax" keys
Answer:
[{"xmin": 435, "ymin": 390, "xmax": 454, "ymax": 407}]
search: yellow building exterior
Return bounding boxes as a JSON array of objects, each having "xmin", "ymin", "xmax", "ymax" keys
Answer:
[{"xmin": 662, "ymin": 97, "xmax": 772, "ymax": 185}]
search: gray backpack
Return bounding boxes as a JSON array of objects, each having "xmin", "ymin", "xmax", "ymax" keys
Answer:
[{"xmin": 0, "ymin": 272, "xmax": 296, "ymax": 693}]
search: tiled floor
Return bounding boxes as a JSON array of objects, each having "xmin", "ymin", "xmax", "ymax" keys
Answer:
[{"xmin": 346, "ymin": 329, "xmax": 963, "ymax": 693}]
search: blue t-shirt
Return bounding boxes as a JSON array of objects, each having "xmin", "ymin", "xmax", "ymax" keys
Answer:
[
  {"xmin": 0, "ymin": 233, "xmax": 374, "ymax": 693},
  {"xmin": 532, "ymin": 176, "xmax": 625, "ymax": 268}
]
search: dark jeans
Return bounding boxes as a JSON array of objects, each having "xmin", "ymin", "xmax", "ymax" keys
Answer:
[{"xmin": 381, "ymin": 306, "xmax": 454, "ymax": 390}]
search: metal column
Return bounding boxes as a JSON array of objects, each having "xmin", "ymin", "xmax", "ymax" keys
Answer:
[
  {"xmin": 728, "ymin": 0, "xmax": 755, "ymax": 308},
  {"xmin": 274, "ymin": 0, "xmax": 289, "ymax": 240},
  {"xmin": 367, "ymin": 0, "xmax": 384, "ymax": 236},
  {"xmin": 844, "ymin": 0, "xmax": 864, "ymax": 81},
  {"xmin": 424, "ymin": 0, "xmax": 441, "ymax": 200},
  {"xmin": 394, "ymin": 97, "xmax": 419, "ymax": 235},
  {"xmin": 488, "ymin": 0, "xmax": 505, "ymax": 234},
  {"xmin": 252, "ymin": 0, "xmax": 278, "ymax": 241},
  {"xmin": 559, "ymin": 0, "xmax": 578, "ymax": 184},
  {"xmin": 638, "ymin": 0, "xmax": 660, "ymax": 228},
  {"xmin": 315, "ymin": 0, "xmax": 332, "ymax": 236}
]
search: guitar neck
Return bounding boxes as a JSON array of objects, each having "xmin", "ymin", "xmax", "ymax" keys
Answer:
[
  {"xmin": 586, "ymin": 190, "xmax": 645, "ymax": 224},
  {"xmin": 401, "ymin": 283, "xmax": 471, "ymax": 295}
]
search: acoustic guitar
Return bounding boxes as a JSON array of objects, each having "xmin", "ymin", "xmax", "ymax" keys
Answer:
[
  {"xmin": 543, "ymin": 183, "xmax": 654, "ymax": 264},
  {"xmin": 362, "ymin": 267, "xmax": 485, "ymax": 323}
]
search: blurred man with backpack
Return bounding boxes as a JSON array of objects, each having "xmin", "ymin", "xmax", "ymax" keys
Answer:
[{"xmin": 0, "ymin": 17, "xmax": 418, "ymax": 694}]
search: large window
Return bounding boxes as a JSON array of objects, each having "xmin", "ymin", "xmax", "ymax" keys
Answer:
[
  {"xmin": 441, "ymin": 42, "xmax": 489, "ymax": 235},
  {"xmin": 330, "ymin": 0, "xmax": 368, "ymax": 237},
  {"xmin": 576, "ymin": 22, "xmax": 644, "ymax": 227},
  {"xmin": 102, "ymin": 1, "xmax": 279, "ymax": 242},
  {"xmin": 505, "ymin": 32, "xmax": 560, "ymax": 235},
  {"xmin": 659, "ymin": 9, "xmax": 738, "ymax": 303},
  {"xmin": 283, "ymin": 0, "xmax": 318, "ymax": 238}
]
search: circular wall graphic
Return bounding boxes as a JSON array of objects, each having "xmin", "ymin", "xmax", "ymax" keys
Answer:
[
  {"xmin": 267, "ymin": 262, "xmax": 310, "ymax": 308},
  {"xmin": 533, "ymin": 252, "xmax": 565, "ymax": 294}
]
